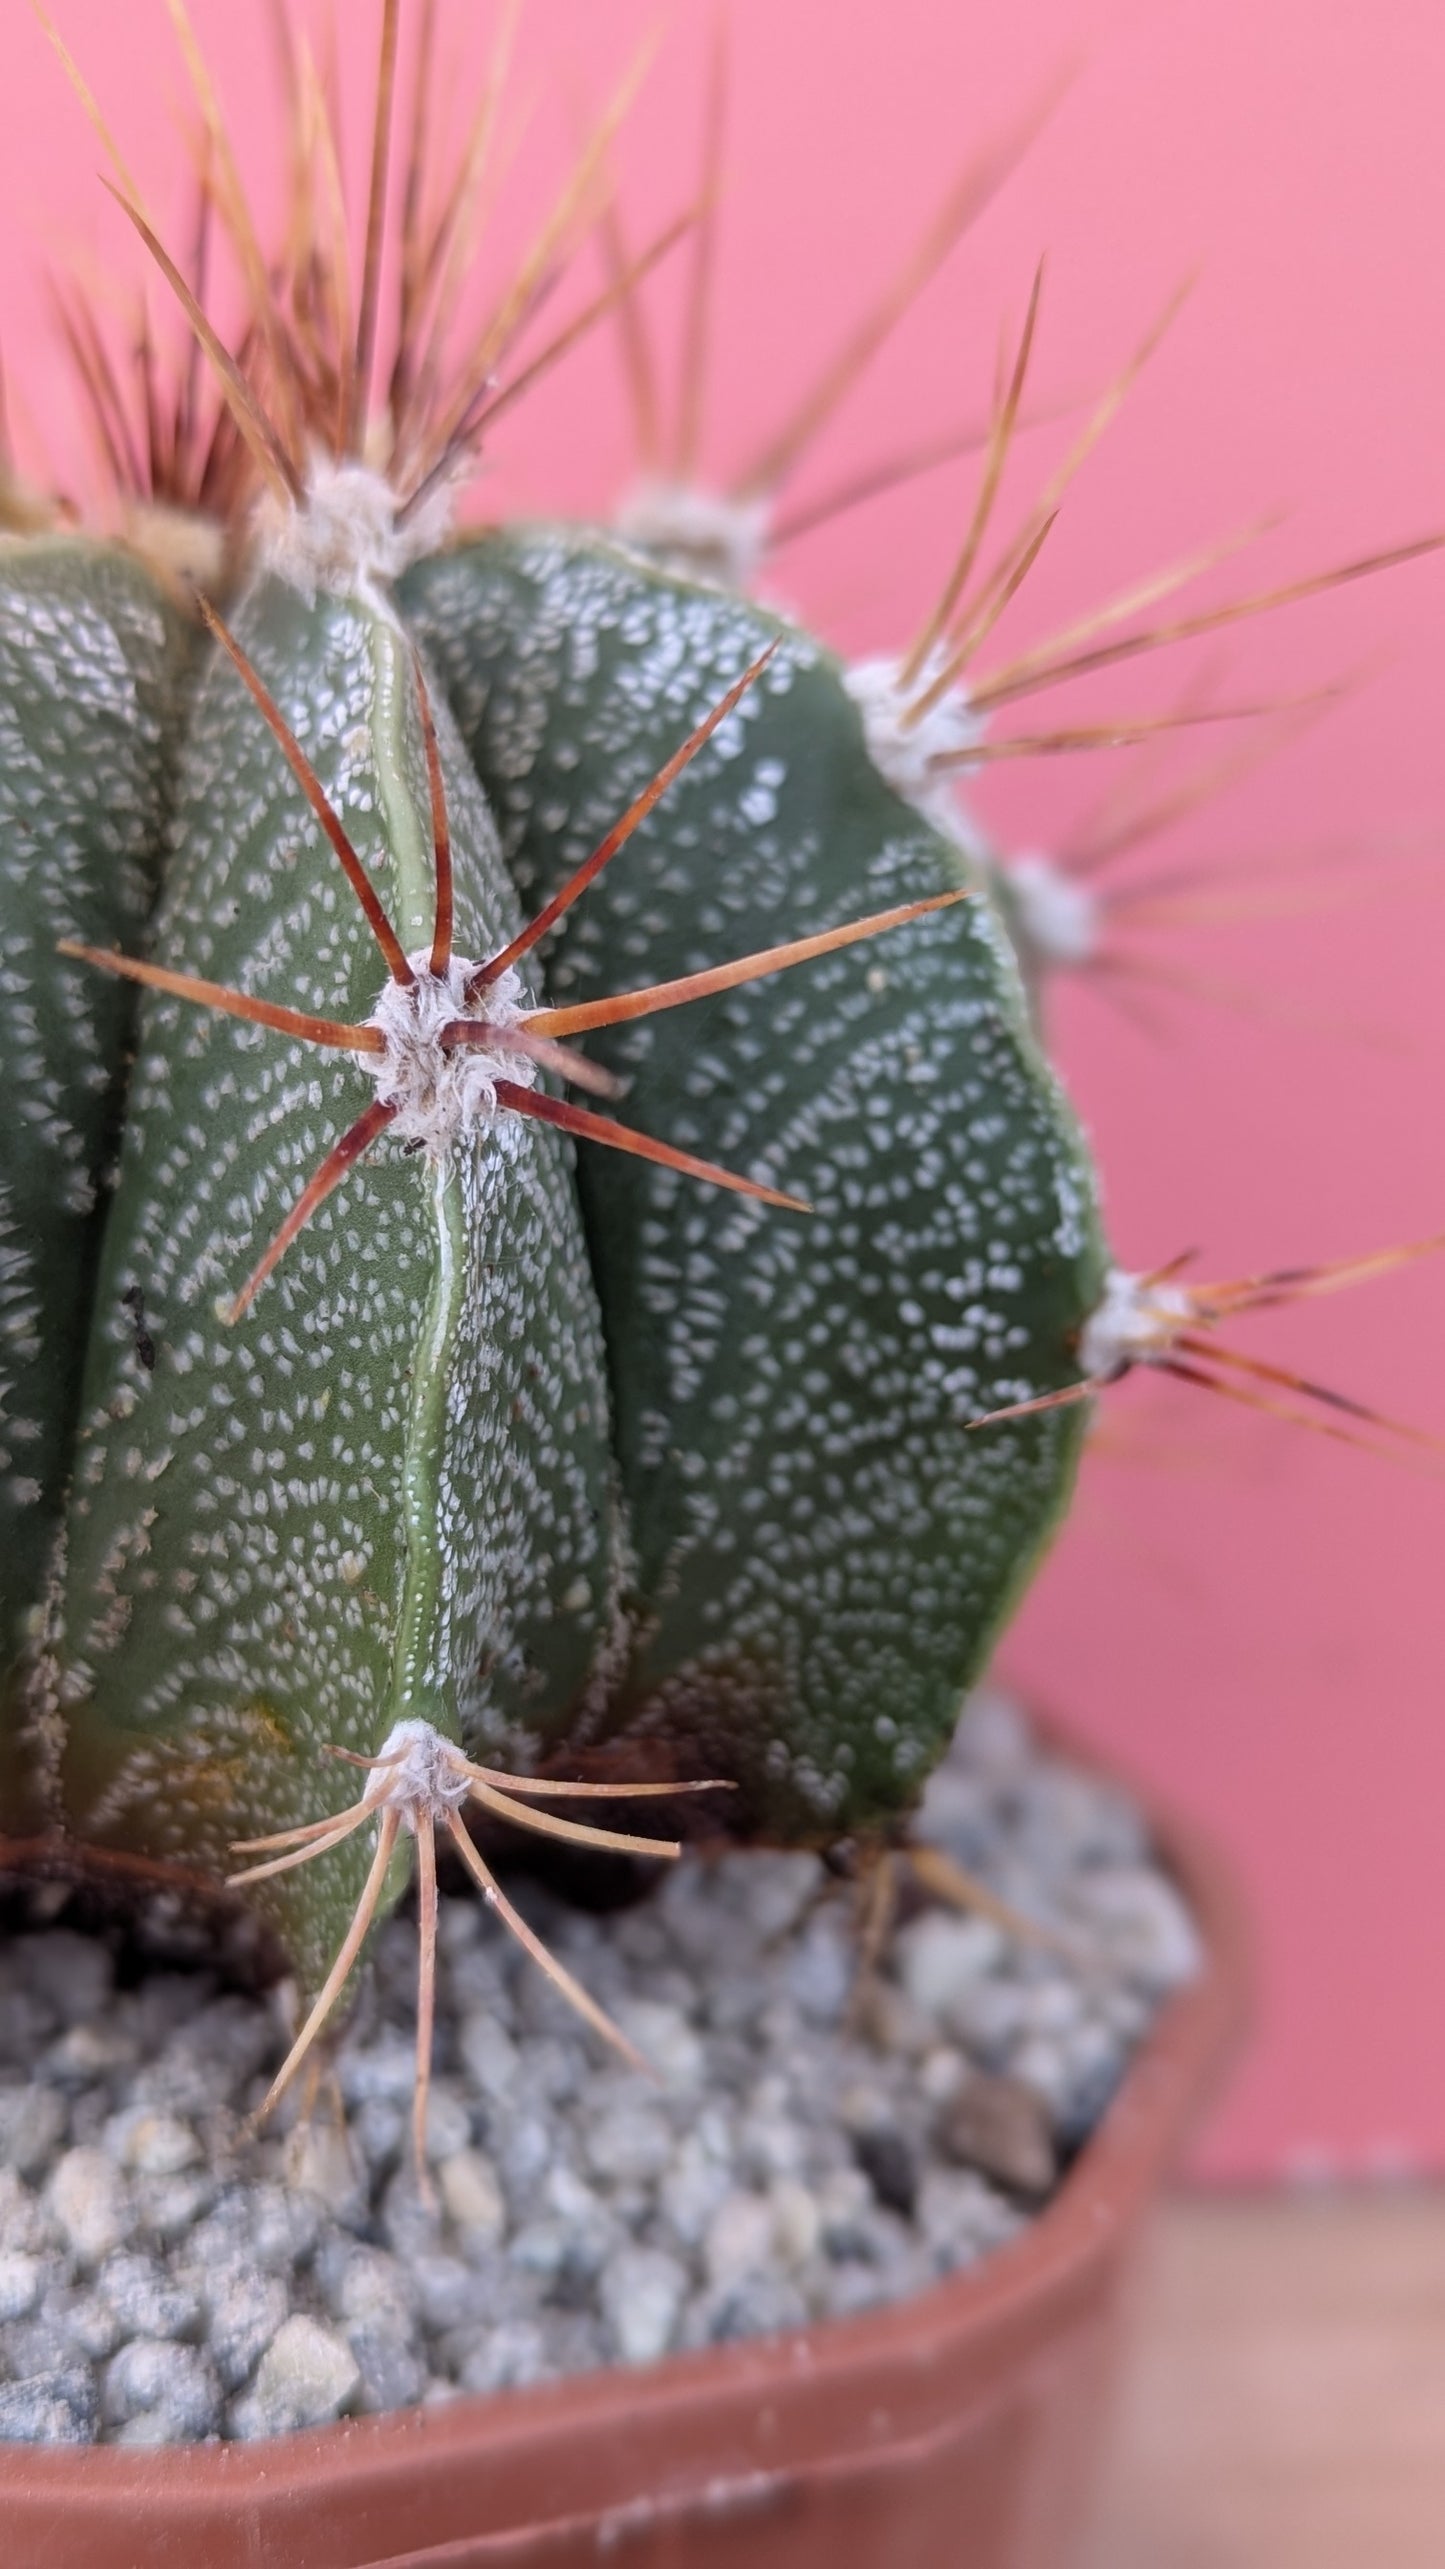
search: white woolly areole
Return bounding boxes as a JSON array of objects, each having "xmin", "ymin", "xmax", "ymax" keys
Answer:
[
  {"xmin": 256, "ymin": 456, "xmax": 461, "ymax": 598},
  {"xmin": 1002, "ymin": 853, "xmax": 1101, "ymax": 970},
  {"xmin": 360, "ymin": 1719, "xmax": 474, "ymax": 1834},
  {"xmin": 1079, "ymin": 1266, "xmax": 1195, "ymax": 1380},
  {"xmin": 362, "ymin": 950, "xmax": 534, "ymax": 1153},
  {"xmin": 615, "ymin": 476, "xmax": 771, "ymax": 591},
  {"xmin": 844, "ymin": 651, "xmax": 986, "ymax": 836}
]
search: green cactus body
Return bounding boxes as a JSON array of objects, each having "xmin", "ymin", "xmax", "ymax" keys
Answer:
[
  {"xmin": 54, "ymin": 569, "xmax": 621, "ymax": 1990},
  {"xmin": 3, "ymin": 0, "xmax": 1427, "ymax": 2139},
  {"xmin": 404, "ymin": 527, "xmax": 1107, "ymax": 1842},
  {"xmin": 0, "ymin": 538, "xmax": 189, "ymax": 1825}
]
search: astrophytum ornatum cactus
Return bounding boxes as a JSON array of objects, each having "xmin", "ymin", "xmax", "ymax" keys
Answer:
[{"xmin": 2, "ymin": 2, "xmax": 1440, "ymax": 2142}]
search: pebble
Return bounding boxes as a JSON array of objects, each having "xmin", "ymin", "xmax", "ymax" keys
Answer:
[
  {"xmin": 611, "ymin": 2000, "xmax": 704, "ymax": 2090},
  {"xmin": 196, "ymin": 2263, "xmax": 288, "ymax": 2393},
  {"xmin": 454, "ymin": 2318, "xmax": 549, "ymax": 2397},
  {"xmin": 46, "ymin": 2149, "xmax": 133, "ymax": 2268},
  {"xmin": 693, "ymin": 2269, "xmax": 810, "ymax": 2348},
  {"xmin": 66, "ymin": 2292, "xmax": 125, "ymax": 2361},
  {"xmin": 703, "ymin": 2191, "xmax": 775, "ymax": 2288},
  {"xmin": 0, "ymin": 2170, "xmax": 61, "ymax": 2256},
  {"xmin": 457, "ymin": 2013, "xmax": 520, "ymax": 2102},
  {"xmin": 851, "ymin": 2125, "xmax": 919, "ymax": 2220},
  {"xmin": 0, "ymin": 2368, "xmax": 97, "ymax": 2444},
  {"xmin": 583, "ymin": 2099, "xmax": 675, "ymax": 2187},
  {"xmin": 104, "ymin": 2108, "xmax": 202, "ymax": 2178},
  {"xmin": 96, "ymin": 2252, "xmax": 202, "ymax": 2342},
  {"xmin": 102, "ymin": 2340, "xmax": 221, "ymax": 2444},
  {"xmin": 598, "ymin": 2245, "xmax": 687, "ymax": 2365},
  {"xmin": 344, "ymin": 2317, "xmax": 427, "ymax": 2416},
  {"xmin": 769, "ymin": 2178, "xmax": 822, "ymax": 2269},
  {"xmin": 230, "ymin": 2315, "xmax": 361, "ymax": 2439},
  {"xmin": 940, "ymin": 2073, "xmax": 1059, "ymax": 2200},
  {"xmin": 411, "ymin": 2252, "xmax": 475, "ymax": 2334},
  {"xmin": 1071, "ymin": 1868, "xmax": 1202, "ymax": 1993},
  {"xmin": 287, "ymin": 2118, "xmax": 369, "ymax": 2221},
  {"xmin": 421, "ymin": 2085, "xmax": 472, "ymax": 2164},
  {"xmin": 133, "ymin": 2170, "xmax": 217, "ymax": 2245},
  {"xmin": 0, "ymin": 1696, "xmax": 1194, "ymax": 2445},
  {"xmin": 437, "ymin": 2148, "xmax": 505, "ymax": 2239},
  {"xmin": 0, "ymin": 2083, "xmax": 66, "ymax": 2180},
  {"xmin": 894, "ymin": 1913, "xmax": 1006, "ymax": 2024},
  {"xmin": 657, "ymin": 2136, "xmax": 731, "ymax": 2248},
  {"xmin": 914, "ymin": 2168, "xmax": 1020, "ymax": 2265},
  {"xmin": 784, "ymin": 1916, "xmax": 853, "ymax": 2024},
  {"xmin": 0, "ymin": 2251, "xmax": 42, "ymax": 2322}
]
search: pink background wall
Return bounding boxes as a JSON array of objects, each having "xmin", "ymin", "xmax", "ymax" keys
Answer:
[{"xmin": 3, "ymin": 0, "xmax": 1444, "ymax": 2180}]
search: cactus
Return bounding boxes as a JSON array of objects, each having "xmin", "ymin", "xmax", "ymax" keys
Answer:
[{"xmin": 1, "ymin": 2, "xmax": 1440, "ymax": 2148}]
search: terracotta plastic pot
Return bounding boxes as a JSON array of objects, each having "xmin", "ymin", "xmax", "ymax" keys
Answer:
[{"xmin": 2, "ymin": 1745, "xmax": 1248, "ymax": 2569}]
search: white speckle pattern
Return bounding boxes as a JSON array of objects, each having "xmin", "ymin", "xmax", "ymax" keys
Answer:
[
  {"xmin": 403, "ymin": 529, "xmax": 1108, "ymax": 1840},
  {"xmin": 0, "ymin": 541, "xmax": 186, "ymax": 1696}
]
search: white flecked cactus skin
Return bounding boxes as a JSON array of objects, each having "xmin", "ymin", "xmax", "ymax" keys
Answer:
[
  {"xmin": 403, "ymin": 528, "xmax": 1103, "ymax": 1844},
  {"xmin": 52, "ymin": 572, "xmax": 626, "ymax": 1991},
  {"xmin": 0, "ymin": 540, "xmax": 191, "ymax": 1831}
]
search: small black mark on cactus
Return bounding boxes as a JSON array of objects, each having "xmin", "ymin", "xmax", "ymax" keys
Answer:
[{"xmin": 120, "ymin": 1285, "xmax": 155, "ymax": 1373}]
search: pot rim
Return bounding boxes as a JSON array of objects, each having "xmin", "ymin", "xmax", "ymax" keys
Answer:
[{"xmin": 0, "ymin": 1712, "xmax": 1250, "ymax": 2541}]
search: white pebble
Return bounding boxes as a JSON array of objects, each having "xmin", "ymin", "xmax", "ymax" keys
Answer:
[
  {"xmin": 0, "ymin": 2168, "xmax": 61, "ymax": 2255},
  {"xmin": 457, "ymin": 2014, "xmax": 519, "ymax": 2101},
  {"xmin": 421, "ymin": 2083, "xmax": 472, "ymax": 2164},
  {"xmin": 704, "ymin": 2192, "xmax": 775, "ymax": 2288},
  {"xmin": 438, "ymin": 2148, "xmax": 505, "ymax": 2242},
  {"xmin": 233, "ymin": 2315, "xmax": 360, "ymax": 2437},
  {"xmin": 46, "ymin": 2149, "xmax": 133, "ymax": 2268},
  {"xmin": 769, "ymin": 2179, "xmax": 821, "ymax": 2269},
  {"xmin": 287, "ymin": 2119, "xmax": 366, "ymax": 2218},
  {"xmin": 895, "ymin": 1912, "xmax": 1005, "ymax": 2023},
  {"xmin": 1074, "ymin": 1868, "xmax": 1202, "ymax": 1993},
  {"xmin": 598, "ymin": 2245, "xmax": 687, "ymax": 2366},
  {"xmin": 611, "ymin": 1999, "xmax": 703, "ymax": 2090},
  {"xmin": 122, "ymin": 2114, "xmax": 203, "ymax": 2178},
  {"xmin": 919, "ymin": 2047, "xmax": 967, "ymax": 2105},
  {"xmin": 102, "ymin": 2339, "xmax": 221, "ymax": 2442},
  {"xmin": 657, "ymin": 2137, "xmax": 731, "ymax": 2248},
  {"xmin": 0, "ymin": 2250, "xmax": 42, "ymax": 2321},
  {"xmin": 583, "ymin": 2102, "xmax": 674, "ymax": 2186},
  {"xmin": 0, "ymin": 2086, "xmax": 66, "ymax": 2181}
]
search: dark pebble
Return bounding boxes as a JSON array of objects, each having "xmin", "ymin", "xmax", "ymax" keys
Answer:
[
  {"xmin": 939, "ymin": 2073, "xmax": 1058, "ymax": 2202},
  {"xmin": 851, "ymin": 2125, "xmax": 918, "ymax": 2218}
]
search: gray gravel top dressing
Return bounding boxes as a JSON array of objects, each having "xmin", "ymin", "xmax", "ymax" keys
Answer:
[{"xmin": 0, "ymin": 1696, "xmax": 1199, "ymax": 2446}]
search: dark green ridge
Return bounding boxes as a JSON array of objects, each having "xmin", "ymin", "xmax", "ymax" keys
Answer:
[
  {"xmin": 0, "ymin": 538, "xmax": 192, "ymax": 1834},
  {"xmin": 56, "ymin": 576, "xmax": 621, "ymax": 1990},
  {"xmin": 403, "ymin": 527, "xmax": 1107, "ymax": 1843}
]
